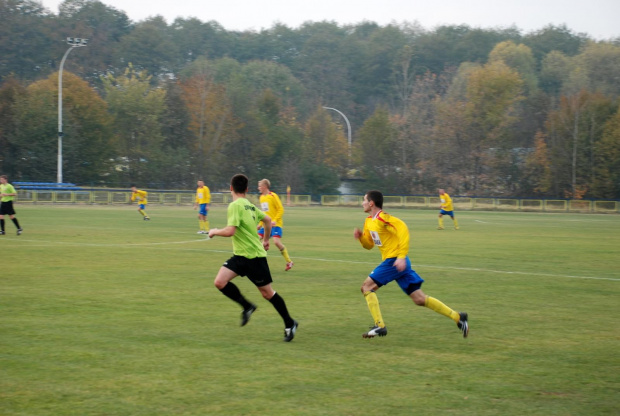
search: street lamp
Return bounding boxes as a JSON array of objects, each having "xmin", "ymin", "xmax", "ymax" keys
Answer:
[
  {"xmin": 58, "ymin": 37, "xmax": 88, "ymax": 184},
  {"xmin": 322, "ymin": 106, "xmax": 352, "ymax": 164}
]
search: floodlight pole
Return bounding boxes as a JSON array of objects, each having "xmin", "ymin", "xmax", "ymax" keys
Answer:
[
  {"xmin": 58, "ymin": 37, "xmax": 88, "ymax": 184},
  {"xmin": 323, "ymin": 106, "xmax": 352, "ymax": 165}
]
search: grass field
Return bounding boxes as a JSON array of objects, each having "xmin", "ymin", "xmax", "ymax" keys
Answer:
[{"xmin": 1, "ymin": 204, "xmax": 619, "ymax": 416}]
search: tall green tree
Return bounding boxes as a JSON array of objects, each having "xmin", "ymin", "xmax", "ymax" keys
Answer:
[
  {"xmin": 12, "ymin": 71, "xmax": 112, "ymax": 183},
  {"xmin": 101, "ymin": 65, "xmax": 166, "ymax": 184}
]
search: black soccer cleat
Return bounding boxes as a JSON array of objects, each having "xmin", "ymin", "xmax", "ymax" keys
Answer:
[
  {"xmin": 283, "ymin": 320, "xmax": 298, "ymax": 342},
  {"xmin": 0, "ymin": 231, "xmax": 5, "ymax": 235},
  {"xmin": 362, "ymin": 325, "xmax": 388, "ymax": 338},
  {"xmin": 240, "ymin": 304, "xmax": 257, "ymax": 327},
  {"xmin": 17, "ymin": 228, "xmax": 23, "ymax": 235},
  {"xmin": 457, "ymin": 312, "xmax": 469, "ymax": 338}
]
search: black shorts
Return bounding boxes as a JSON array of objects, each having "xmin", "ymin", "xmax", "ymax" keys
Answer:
[
  {"xmin": 0, "ymin": 201, "xmax": 15, "ymax": 216},
  {"xmin": 223, "ymin": 255, "xmax": 273, "ymax": 287}
]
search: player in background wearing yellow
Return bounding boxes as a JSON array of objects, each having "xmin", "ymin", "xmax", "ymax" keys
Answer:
[
  {"xmin": 438, "ymin": 188, "xmax": 459, "ymax": 230},
  {"xmin": 194, "ymin": 180, "xmax": 211, "ymax": 234},
  {"xmin": 130, "ymin": 185, "xmax": 150, "ymax": 220},
  {"xmin": 0, "ymin": 175, "xmax": 23, "ymax": 235},
  {"xmin": 354, "ymin": 190, "xmax": 469, "ymax": 339},
  {"xmin": 258, "ymin": 179, "xmax": 294, "ymax": 271}
]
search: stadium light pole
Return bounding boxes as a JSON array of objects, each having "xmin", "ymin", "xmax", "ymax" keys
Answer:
[
  {"xmin": 58, "ymin": 37, "xmax": 88, "ymax": 184},
  {"xmin": 323, "ymin": 106, "xmax": 352, "ymax": 165}
]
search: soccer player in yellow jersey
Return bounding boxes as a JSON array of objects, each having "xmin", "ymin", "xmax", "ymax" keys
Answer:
[
  {"xmin": 438, "ymin": 188, "xmax": 459, "ymax": 230},
  {"xmin": 194, "ymin": 180, "xmax": 211, "ymax": 234},
  {"xmin": 354, "ymin": 190, "xmax": 469, "ymax": 339},
  {"xmin": 130, "ymin": 185, "xmax": 150, "ymax": 220},
  {"xmin": 258, "ymin": 179, "xmax": 294, "ymax": 271}
]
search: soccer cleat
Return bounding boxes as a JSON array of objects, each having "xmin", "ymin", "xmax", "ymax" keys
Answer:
[
  {"xmin": 240, "ymin": 304, "xmax": 257, "ymax": 327},
  {"xmin": 197, "ymin": 230, "xmax": 206, "ymax": 234},
  {"xmin": 362, "ymin": 326, "xmax": 388, "ymax": 338},
  {"xmin": 0, "ymin": 231, "xmax": 5, "ymax": 235},
  {"xmin": 144, "ymin": 217, "xmax": 150, "ymax": 221},
  {"xmin": 285, "ymin": 261, "xmax": 294, "ymax": 271},
  {"xmin": 283, "ymin": 320, "xmax": 298, "ymax": 342},
  {"xmin": 17, "ymin": 228, "xmax": 23, "ymax": 235},
  {"xmin": 457, "ymin": 312, "xmax": 469, "ymax": 338},
  {"xmin": 437, "ymin": 227, "xmax": 444, "ymax": 230},
  {"xmin": 455, "ymin": 226, "xmax": 459, "ymax": 230}
]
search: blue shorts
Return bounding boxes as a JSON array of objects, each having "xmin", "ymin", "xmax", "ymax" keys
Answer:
[
  {"xmin": 369, "ymin": 257, "xmax": 424, "ymax": 295},
  {"xmin": 198, "ymin": 203, "xmax": 208, "ymax": 216},
  {"xmin": 439, "ymin": 209, "xmax": 454, "ymax": 217},
  {"xmin": 258, "ymin": 226, "xmax": 283, "ymax": 238},
  {"xmin": 139, "ymin": 204, "xmax": 146, "ymax": 210}
]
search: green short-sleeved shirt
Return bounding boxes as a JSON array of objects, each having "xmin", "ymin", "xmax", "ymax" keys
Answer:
[
  {"xmin": 0, "ymin": 183, "xmax": 16, "ymax": 202},
  {"xmin": 227, "ymin": 197, "xmax": 267, "ymax": 259}
]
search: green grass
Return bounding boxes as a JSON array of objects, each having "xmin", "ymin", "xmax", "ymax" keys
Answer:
[{"xmin": 1, "ymin": 204, "xmax": 619, "ymax": 415}]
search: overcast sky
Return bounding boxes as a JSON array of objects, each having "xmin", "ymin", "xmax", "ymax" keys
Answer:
[{"xmin": 40, "ymin": 0, "xmax": 619, "ymax": 40}]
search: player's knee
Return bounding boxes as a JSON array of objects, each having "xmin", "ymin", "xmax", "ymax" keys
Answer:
[{"xmin": 214, "ymin": 279, "xmax": 226, "ymax": 290}]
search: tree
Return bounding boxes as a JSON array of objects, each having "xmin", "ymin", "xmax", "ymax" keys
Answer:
[
  {"xmin": 101, "ymin": 65, "xmax": 166, "ymax": 184},
  {"xmin": 461, "ymin": 61, "xmax": 524, "ymax": 193},
  {"xmin": 355, "ymin": 106, "xmax": 400, "ymax": 192},
  {"xmin": 303, "ymin": 107, "xmax": 348, "ymax": 173},
  {"xmin": 11, "ymin": 71, "xmax": 112, "ymax": 182},
  {"xmin": 180, "ymin": 58, "xmax": 238, "ymax": 183},
  {"xmin": 591, "ymin": 105, "xmax": 620, "ymax": 198},
  {"xmin": 0, "ymin": 76, "xmax": 27, "ymax": 176}
]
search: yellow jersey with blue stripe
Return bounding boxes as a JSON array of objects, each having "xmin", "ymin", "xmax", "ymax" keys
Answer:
[
  {"xmin": 440, "ymin": 192, "xmax": 454, "ymax": 211},
  {"xmin": 131, "ymin": 190, "xmax": 148, "ymax": 205},
  {"xmin": 259, "ymin": 192, "xmax": 284, "ymax": 227},
  {"xmin": 358, "ymin": 210, "xmax": 410, "ymax": 260},
  {"xmin": 196, "ymin": 186, "xmax": 211, "ymax": 204}
]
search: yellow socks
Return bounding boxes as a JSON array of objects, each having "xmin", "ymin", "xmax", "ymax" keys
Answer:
[
  {"xmin": 425, "ymin": 296, "xmax": 460, "ymax": 323},
  {"xmin": 199, "ymin": 219, "xmax": 210, "ymax": 231},
  {"xmin": 453, "ymin": 218, "xmax": 459, "ymax": 229},
  {"xmin": 280, "ymin": 247, "xmax": 292, "ymax": 263},
  {"xmin": 205, "ymin": 219, "xmax": 210, "ymax": 231},
  {"xmin": 438, "ymin": 217, "xmax": 444, "ymax": 229},
  {"xmin": 363, "ymin": 291, "xmax": 385, "ymax": 327},
  {"xmin": 139, "ymin": 209, "xmax": 147, "ymax": 217}
]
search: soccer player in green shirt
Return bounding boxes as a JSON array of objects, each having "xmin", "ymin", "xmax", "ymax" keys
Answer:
[
  {"xmin": 0, "ymin": 175, "xmax": 23, "ymax": 235},
  {"xmin": 209, "ymin": 174, "xmax": 298, "ymax": 342}
]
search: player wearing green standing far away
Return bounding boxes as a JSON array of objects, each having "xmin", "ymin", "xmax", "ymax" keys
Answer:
[
  {"xmin": 438, "ymin": 188, "xmax": 459, "ymax": 230},
  {"xmin": 194, "ymin": 180, "xmax": 211, "ymax": 234},
  {"xmin": 0, "ymin": 175, "xmax": 23, "ymax": 235},
  {"xmin": 130, "ymin": 185, "xmax": 150, "ymax": 220},
  {"xmin": 354, "ymin": 190, "xmax": 469, "ymax": 339},
  {"xmin": 258, "ymin": 179, "xmax": 294, "ymax": 271},
  {"xmin": 209, "ymin": 174, "xmax": 298, "ymax": 342}
]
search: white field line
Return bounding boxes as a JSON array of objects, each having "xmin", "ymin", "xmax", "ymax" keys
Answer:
[{"xmin": 5, "ymin": 238, "xmax": 620, "ymax": 282}]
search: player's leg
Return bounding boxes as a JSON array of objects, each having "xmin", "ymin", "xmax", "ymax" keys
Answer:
[
  {"xmin": 273, "ymin": 231, "xmax": 293, "ymax": 271},
  {"xmin": 251, "ymin": 258, "xmax": 297, "ymax": 341},
  {"xmin": 0, "ymin": 214, "xmax": 5, "ymax": 235},
  {"xmin": 438, "ymin": 212, "xmax": 444, "ymax": 229},
  {"xmin": 361, "ymin": 276, "xmax": 387, "ymax": 338},
  {"xmin": 451, "ymin": 214, "xmax": 459, "ymax": 229},
  {"xmin": 410, "ymin": 289, "xmax": 468, "ymax": 338},
  {"xmin": 9, "ymin": 214, "xmax": 21, "ymax": 234},
  {"xmin": 214, "ymin": 260, "xmax": 256, "ymax": 325}
]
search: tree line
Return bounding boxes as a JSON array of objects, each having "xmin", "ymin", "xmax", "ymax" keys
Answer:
[{"xmin": 1, "ymin": 0, "xmax": 619, "ymax": 198}]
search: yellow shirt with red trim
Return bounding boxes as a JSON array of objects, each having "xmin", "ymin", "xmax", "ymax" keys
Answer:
[
  {"xmin": 440, "ymin": 192, "xmax": 454, "ymax": 211},
  {"xmin": 259, "ymin": 192, "xmax": 284, "ymax": 227},
  {"xmin": 131, "ymin": 189, "xmax": 148, "ymax": 204},
  {"xmin": 196, "ymin": 185, "xmax": 211, "ymax": 204},
  {"xmin": 358, "ymin": 210, "xmax": 410, "ymax": 260}
]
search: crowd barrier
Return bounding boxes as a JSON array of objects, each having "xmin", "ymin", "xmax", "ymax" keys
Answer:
[
  {"xmin": 15, "ymin": 189, "xmax": 312, "ymax": 207},
  {"xmin": 13, "ymin": 189, "xmax": 619, "ymax": 213}
]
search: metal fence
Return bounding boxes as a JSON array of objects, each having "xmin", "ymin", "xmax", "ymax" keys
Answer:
[
  {"xmin": 14, "ymin": 189, "xmax": 619, "ymax": 213},
  {"xmin": 320, "ymin": 194, "xmax": 619, "ymax": 213}
]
